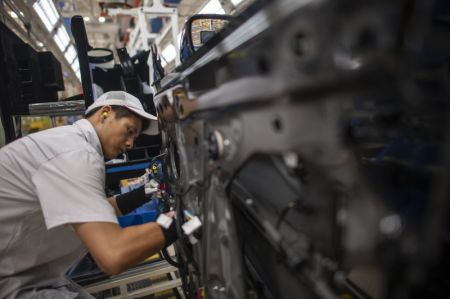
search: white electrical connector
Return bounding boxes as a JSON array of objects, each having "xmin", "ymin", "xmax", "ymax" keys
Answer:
[
  {"xmin": 148, "ymin": 179, "xmax": 159, "ymax": 188},
  {"xmin": 140, "ymin": 168, "xmax": 152, "ymax": 184},
  {"xmin": 156, "ymin": 213, "xmax": 173, "ymax": 229},
  {"xmin": 181, "ymin": 216, "xmax": 202, "ymax": 235},
  {"xmin": 188, "ymin": 234, "xmax": 199, "ymax": 245},
  {"xmin": 144, "ymin": 179, "xmax": 159, "ymax": 196}
]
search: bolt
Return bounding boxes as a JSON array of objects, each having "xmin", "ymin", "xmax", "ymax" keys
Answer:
[
  {"xmin": 283, "ymin": 152, "xmax": 298, "ymax": 168},
  {"xmin": 379, "ymin": 214, "xmax": 402, "ymax": 237}
]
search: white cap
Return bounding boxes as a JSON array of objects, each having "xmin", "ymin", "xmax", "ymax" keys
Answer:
[{"xmin": 85, "ymin": 91, "xmax": 159, "ymax": 135}]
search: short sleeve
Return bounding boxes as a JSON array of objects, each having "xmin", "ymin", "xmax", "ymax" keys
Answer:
[{"xmin": 32, "ymin": 150, "xmax": 118, "ymax": 229}]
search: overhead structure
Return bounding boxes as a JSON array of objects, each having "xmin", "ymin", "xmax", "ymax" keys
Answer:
[{"xmin": 108, "ymin": 0, "xmax": 179, "ymax": 83}]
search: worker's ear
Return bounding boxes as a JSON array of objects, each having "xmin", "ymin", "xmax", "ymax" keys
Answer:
[{"xmin": 101, "ymin": 106, "xmax": 112, "ymax": 123}]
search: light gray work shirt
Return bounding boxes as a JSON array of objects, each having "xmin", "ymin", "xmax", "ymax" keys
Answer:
[{"xmin": 0, "ymin": 119, "xmax": 118, "ymax": 298}]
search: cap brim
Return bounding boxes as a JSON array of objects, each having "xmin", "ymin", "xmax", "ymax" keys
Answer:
[{"xmin": 127, "ymin": 106, "xmax": 159, "ymax": 135}]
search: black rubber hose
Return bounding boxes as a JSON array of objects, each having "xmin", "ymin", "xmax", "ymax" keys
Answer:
[{"xmin": 161, "ymin": 247, "xmax": 182, "ymax": 268}]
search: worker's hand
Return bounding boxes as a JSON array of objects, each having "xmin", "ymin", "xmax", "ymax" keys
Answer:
[
  {"xmin": 139, "ymin": 169, "xmax": 154, "ymax": 185},
  {"xmin": 156, "ymin": 211, "xmax": 178, "ymax": 247},
  {"xmin": 164, "ymin": 210, "xmax": 176, "ymax": 219}
]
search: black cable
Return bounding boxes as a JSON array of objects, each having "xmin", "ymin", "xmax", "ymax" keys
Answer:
[
  {"xmin": 275, "ymin": 200, "xmax": 298, "ymax": 229},
  {"xmin": 175, "ymin": 195, "xmax": 197, "ymax": 266},
  {"xmin": 177, "ymin": 244, "xmax": 192, "ymax": 298},
  {"xmin": 174, "ymin": 195, "xmax": 193, "ymax": 298},
  {"xmin": 163, "ymin": 171, "xmax": 210, "ymax": 297},
  {"xmin": 160, "ymin": 220, "xmax": 178, "ymax": 247},
  {"xmin": 171, "ymin": 179, "xmax": 211, "ymax": 199},
  {"xmin": 151, "ymin": 152, "xmax": 167, "ymax": 162},
  {"xmin": 270, "ymin": 155, "xmax": 303, "ymax": 195},
  {"xmin": 161, "ymin": 247, "xmax": 182, "ymax": 268},
  {"xmin": 344, "ymin": 278, "xmax": 373, "ymax": 299},
  {"xmin": 276, "ymin": 197, "xmax": 315, "ymax": 230}
]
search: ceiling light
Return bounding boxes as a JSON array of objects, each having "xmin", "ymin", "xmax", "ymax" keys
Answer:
[
  {"xmin": 33, "ymin": 3, "xmax": 53, "ymax": 31},
  {"xmin": 70, "ymin": 59, "xmax": 80, "ymax": 73},
  {"xmin": 37, "ymin": 42, "xmax": 44, "ymax": 47},
  {"xmin": 83, "ymin": 16, "xmax": 90, "ymax": 22},
  {"xmin": 230, "ymin": 0, "xmax": 244, "ymax": 6},
  {"xmin": 56, "ymin": 26, "xmax": 70, "ymax": 52},
  {"xmin": 9, "ymin": 11, "xmax": 18, "ymax": 19},
  {"xmin": 199, "ymin": 0, "xmax": 225, "ymax": 15},
  {"xmin": 98, "ymin": 16, "xmax": 106, "ymax": 23},
  {"xmin": 38, "ymin": 0, "xmax": 59, "ymax": 26},
  {"xmin": 71, "ymin": 58, "xmax": 79, "ymax": 71},
  {"xmin": 33, "ymin": 0, "xmax": 60, "ymax": 32},
  {"xmin": 65, "ymin": 45, "xmax": 77, "ymax": 64},
  {"xmin": 54, "ymin": 34, "xmax": 65, "ymax": 52}
]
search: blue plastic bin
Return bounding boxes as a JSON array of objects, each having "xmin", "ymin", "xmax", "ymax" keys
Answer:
[{"xmin": 118, "ymin": 199, "xmax": 159, "ymax": 227}]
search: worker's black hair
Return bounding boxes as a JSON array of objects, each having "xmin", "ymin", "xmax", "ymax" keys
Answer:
[{"xmin": 85, "ymin": 105, "xmax": 150, "ymax": 133}]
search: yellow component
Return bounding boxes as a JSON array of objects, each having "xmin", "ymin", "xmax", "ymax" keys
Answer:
[
  {"xmin": 145, "ymin": 252, "xmax": 161, "ymax": 262},
  {"xmin": 152, "ymin": 164, "xmax": 158, "ymax": 174},
  {"xmin": 120, "ymin": 179, "xmax": 129, "ymax": 187}
]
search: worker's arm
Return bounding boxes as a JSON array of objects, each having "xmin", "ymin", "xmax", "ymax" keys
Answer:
[
  {"xmin": 72, "ymin": 221, "xmax": 166, "ymax": 275},
  {"xmin": 107, "ymin": 197, "xmax": 122, "ymax": 216}
]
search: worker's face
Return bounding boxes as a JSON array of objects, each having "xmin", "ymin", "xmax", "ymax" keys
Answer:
[{"xmin": 100, "ymin": 110, "xmax": 142, "ymax": 159}]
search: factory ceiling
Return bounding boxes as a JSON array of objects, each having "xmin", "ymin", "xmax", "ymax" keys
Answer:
[{"xmin": 0, "ymin": 0, "xmax": 248, "ymax": 95}]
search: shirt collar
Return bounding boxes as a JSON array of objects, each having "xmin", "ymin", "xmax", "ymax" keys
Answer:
[{"xmin": 73, "ymin": 119, "xmax": 103, "ymax": 157}]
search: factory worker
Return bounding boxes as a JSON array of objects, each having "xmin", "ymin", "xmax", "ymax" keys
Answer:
[{"xmin": 0, "ymin": 91, "xmax": 177, "ymax": 299}]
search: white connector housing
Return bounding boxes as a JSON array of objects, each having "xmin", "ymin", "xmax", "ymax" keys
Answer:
[
  {"xmin": 182, "ymin": 216, "xmax": 202, "ymax": 235},
  {"xmin": 156, "ymin": 214, "xmax": 173, "ymax": 229}
]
